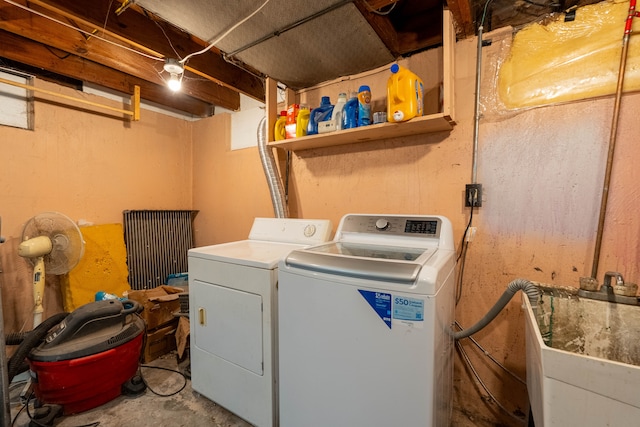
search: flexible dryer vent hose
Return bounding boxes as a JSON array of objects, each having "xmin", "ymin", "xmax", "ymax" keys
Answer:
[
  {"xmin": 452, "ymin": 279, "xmax": 540, "ymax": 340},
  {"xmin": 257, "ymin": 116, "xmax": 289, "ymax": 218}
]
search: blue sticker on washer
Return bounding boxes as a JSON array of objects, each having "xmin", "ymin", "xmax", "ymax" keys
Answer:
[
  {"xmin": 393, "ymin": 296, "xmax": 424, "ymax": 322},
  {"xmin": 358, "ymin": 290, "xmax": 392, "ymax": 329}
]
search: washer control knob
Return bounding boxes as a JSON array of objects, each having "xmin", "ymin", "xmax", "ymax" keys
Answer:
[
  {"xmin": 304, "ymin": 224, "xmax": 317, "ymax": 237},
  {"xmin": 375, "ymin": 218, "xmax": 390, "ymax": 231}
]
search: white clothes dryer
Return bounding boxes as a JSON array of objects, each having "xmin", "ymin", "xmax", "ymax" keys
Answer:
[
  {"xmin": 188, "ymin": 217, "xmax": 332, "ymax": 427},
  {"xmin": 278, "ymin": 214, "xmax": 456, "ymax": 427}
]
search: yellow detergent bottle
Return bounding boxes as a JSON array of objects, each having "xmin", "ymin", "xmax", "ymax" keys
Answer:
[
  {"xmin": 274, "ymin": 110, "xmax": 287, "ymax": 141},
  {"xmin": 296, "ymin": 106, "xmax": 310, "ymax": 137},
  {"xmin": 387, "ymin": 64, "xmax": 425, "ymax": 123}
]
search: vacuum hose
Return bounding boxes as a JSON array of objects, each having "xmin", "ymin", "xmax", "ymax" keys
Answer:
[
  {"xmin": 7, "ymin": 312, "xmax": 68, "ymax": 383},
  {"xmin": 452, "ymin": 279, "xmax": 539, "ymax": 339}
]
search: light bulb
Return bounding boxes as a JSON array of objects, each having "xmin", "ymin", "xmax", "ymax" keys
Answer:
[
  {"xmin": 167, "ymin": 73, "xmax": 182, "ymax": 92},
  {"xmin": 163, "ymin": 58, "xmax": 184, "ymax": 92}
]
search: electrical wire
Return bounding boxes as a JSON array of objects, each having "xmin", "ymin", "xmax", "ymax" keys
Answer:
[
  {"xmin": 1, "ymin": 0, "xmax": 163, "ymax": 62},
  {"xmin": 11, "ymin": 402, "xmax": 25, "ymax": 427},
  {"xmin": 480, "ymin": 0, "xmax": 494, "ymax": 28},
  {"xmin": 22, "ymin": 392, "xmax": 101, "ymax": 427},
  {"xmin": 363, "ymin": 0, "xmax": 397, "ymax": 16},
  {"xmin": 101, "ymin": 0, "xmax": 115, "ymax": 35},
  {"xmin": 44, "ymin": 45, "xmax": 72, "ymax": 60},
  {"xmin": 179, "ymin": 0, "xmax": 272, "ymax": 65},
  {"xmin": 139, "ymin": 364, "xmax": 188, "ymax": 397},
  {"xmin": 455, "ymin": 205, "xmax": 474, "ymax": 305},
  {"xmin": 455, "ymin": 341, "xmax": 527, "ymax": 424},
  {"xmin": 154, "ymin": 20, "xmax": 183, "ymax": 60}
]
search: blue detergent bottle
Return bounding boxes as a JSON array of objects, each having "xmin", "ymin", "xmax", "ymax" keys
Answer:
[
  {"xmin": 307, "ymin": 96, "xmax": 334, "ymax": 135},
  {"xmin": 342, "ymin": 92, "xmax": 359, "ymax": 129}
]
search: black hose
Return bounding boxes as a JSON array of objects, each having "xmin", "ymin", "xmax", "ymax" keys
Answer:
[
  {"xmin": 452, "ymin": 278, "xmax": 540, "ymax": 340},
  {"xmin": 7, "ymin": 312, "xmax": 68, "ymax": 382},
  {"xmin": 6, "ymin": 332, "xmax": 28, "ymax": 346}
]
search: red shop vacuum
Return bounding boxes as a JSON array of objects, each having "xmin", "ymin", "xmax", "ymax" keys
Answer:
[{"xmin": 26, "ymin": 299, "xmax": 146, "ymax": 420}]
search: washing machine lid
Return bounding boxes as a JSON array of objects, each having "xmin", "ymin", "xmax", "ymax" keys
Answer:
[
  {"xmin": 189, "ymin": 240, "xmax": 306, "ymax": 269},
  {"xmin": 284, "ymin": 242, "xmax": 437, "ymax": 284}
]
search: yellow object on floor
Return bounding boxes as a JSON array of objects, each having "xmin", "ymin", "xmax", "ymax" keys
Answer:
[
  {"xmin": 60, "ymin": 223, "xmax": 131, "ymax": 312},
  {"xmin": 498, "ymin": 0, "xmax": 640, "ymax": 109}
]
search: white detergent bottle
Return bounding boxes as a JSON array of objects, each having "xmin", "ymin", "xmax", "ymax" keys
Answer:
[{"xmin": 333, "ymin": 92, "xmax": 347, "ymax": 130}]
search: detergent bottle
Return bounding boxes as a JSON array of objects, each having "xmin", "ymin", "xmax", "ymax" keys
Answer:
[
  {"xmin": 333, "ymin": 92, "xmax": 348, "ymax": 131},
  {"xmin": 307, "ymin": 96, "xmax": 334, "ymax": 135},
  {"xmin": 274, "ymin": 110, "xmax": 287, "ymax": 141},
  {"xmin": 285, "ymin": 104, "xmax": 299, "ymax": 139},
  {"xmin": 342, "ymin": 92, "xmax": 359, "ymax": 129},
  {"xmin": 357, "ymin": 85, "xmax": 371, "ymax": 126},
  {"xmin": 387, "ymin": 64, "xmax": 425, "ymax": 123},
  {"xmin": 296, "ymin": 105, "xmax": 310, "ymax": 137}
]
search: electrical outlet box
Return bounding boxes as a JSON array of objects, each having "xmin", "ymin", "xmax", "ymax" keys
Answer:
[{"xmin": 465, "ymin": 184, "xmax": 482, "ymax": 207}]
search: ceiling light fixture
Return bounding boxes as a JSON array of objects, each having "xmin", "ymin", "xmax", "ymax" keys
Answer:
[{"xmin": 163, "ymin": 58, "xmax": 184, "ymax": 92}]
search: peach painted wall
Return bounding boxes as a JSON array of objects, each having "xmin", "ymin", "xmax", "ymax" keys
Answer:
[
  {"xmin": 0, "ymin": 79, "xmax": 193, "ymax": 327},
  {"xmin": 191, "ymin": 113, "xmax": 275, "ymax": 246},
  {"xmin": 192, "ymin": 34, "xmax": 640, "ymax": 425},
  {"xmin": 0, "ymin": 79, "xmax": 193, "ymax": 240}
]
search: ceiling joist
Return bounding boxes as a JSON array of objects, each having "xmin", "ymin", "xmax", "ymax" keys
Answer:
[
  {"xmin": 0, "ymin": 30, "xmax": 215, "ymax": 117},
  {"xmin": 40, "ymin": 0, "xmax": 265, "ymax": 101}
]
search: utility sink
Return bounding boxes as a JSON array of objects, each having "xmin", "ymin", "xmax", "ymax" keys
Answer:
[{"xmin": 523, "ymin": 285, "xmax": 640, "ymax": 426}]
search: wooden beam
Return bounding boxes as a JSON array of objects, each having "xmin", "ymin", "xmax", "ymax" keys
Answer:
[
  {"xmin": 0, "ymin": 0, "xmax": 240, "ymax": 110},
  {"xmin": 266, "ymin": 78, "xmax": 278, "ymax": 143},
  {"xmin": 0, "ymin": 30, "xmax": 214, "ymax": 117},
  {"xmin": 41, "ymin": 0, "xmax": 265, "ymax": 102},
  {"xmin": 353, "ymin": 0, "xmax": 401, "ymax": 56},
  {"xmin": 355, "ymin": 0, "xmax": 450, "ymax": 55},
  {"xmin": 447, "ymin": 0, "xmax": 476, "ymax": 38}
]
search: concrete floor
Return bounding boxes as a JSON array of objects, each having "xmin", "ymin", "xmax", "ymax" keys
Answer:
[{"xmin": 9, "ymin": 352, "xmax": 484, "ymax": 427}]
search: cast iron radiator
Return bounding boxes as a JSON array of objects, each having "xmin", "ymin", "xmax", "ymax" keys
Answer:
[{"xmin": 123, "ymin": 210, "xmax": 198, "ymax": 290}]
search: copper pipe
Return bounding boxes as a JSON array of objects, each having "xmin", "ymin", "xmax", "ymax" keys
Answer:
[{"xmin": 591, "ymin": 2, "xmax": 636, "ymax": 279}]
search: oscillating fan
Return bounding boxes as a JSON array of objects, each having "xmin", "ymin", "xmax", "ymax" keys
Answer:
[{"xmin": 17, "ymin": 212, "xmax": 85, "ymax": 327}]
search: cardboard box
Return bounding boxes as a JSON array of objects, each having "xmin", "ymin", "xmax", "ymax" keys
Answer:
[
  {"xmin": 128, "ymin": 285, "xmax": 182, "ymax": 330},
  {"xmin": 143, "ymin": 320, "xmax": 178, "ymax": 363}
]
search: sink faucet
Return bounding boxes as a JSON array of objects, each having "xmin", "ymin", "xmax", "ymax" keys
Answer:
[
  {"xmin": 578, "ymin": 271, "xmax": 639, "ymax": 306},
  {"xmin": 601, "ymin": 271, "xmax": 625, "ymax": 294}
]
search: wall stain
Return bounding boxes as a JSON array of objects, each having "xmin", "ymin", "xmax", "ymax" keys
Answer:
[
  {"xmin": 551, "ymin": 271, "xmax": 556, "ymax": 280},
  {"xmin": 534, "ymin": 267, "xmax": 543, "ymax": 272}
]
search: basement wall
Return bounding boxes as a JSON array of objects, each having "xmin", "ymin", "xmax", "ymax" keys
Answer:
[
  {"xmin": 192, "ymin": 17, "xmax": 640, "ymax": 427},
  {"xmin": 0, "ymin": 81, "xmax": 193, "ymax": 236},
  {"xmin": 0, "ymin": 3, "xmax": 638, "ymax": 424},
  {"xmin": 0, "ymin": 81, "xmax": 193, "ymax": 329}
]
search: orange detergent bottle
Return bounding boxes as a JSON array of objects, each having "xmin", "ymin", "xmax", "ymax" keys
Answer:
[
  {"xmin": 285, "ymin": 104, "xmax": 299, "ymax": 139},
  {"xmin": 387, "ymin": 64, "xmax": 425, "ymax": 123}
]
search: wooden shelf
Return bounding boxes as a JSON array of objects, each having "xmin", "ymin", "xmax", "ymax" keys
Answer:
[
  {"xmin": 265, "ymin": 9, "xmax": 456, "ymax": 152},
  {"xmin": 268, "ymin": 113, "xmax": 454, "ymax": 151}
]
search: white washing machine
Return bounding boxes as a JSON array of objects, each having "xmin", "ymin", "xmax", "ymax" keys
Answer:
[
  {"xmin": 278, "ymin": 214, "xmax": 456, "ymax": 427},
  {"xmin": 188, "ymin": 217, "xmax": 332, "ymax": 427}
]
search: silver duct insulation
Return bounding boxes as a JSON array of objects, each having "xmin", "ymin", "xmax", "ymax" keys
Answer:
[
  {"xmin": 257, "ymin": 116, "xmax": 289, "ymax": 218},
  {"xmin": 452, "ymin": 278, "xmax": 540, "ymax": 339}
]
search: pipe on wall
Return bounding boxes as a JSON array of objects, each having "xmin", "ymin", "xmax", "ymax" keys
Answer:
[{"xmin": 590, "ymin": 0, "xmax": 638, "ymax": 280}]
